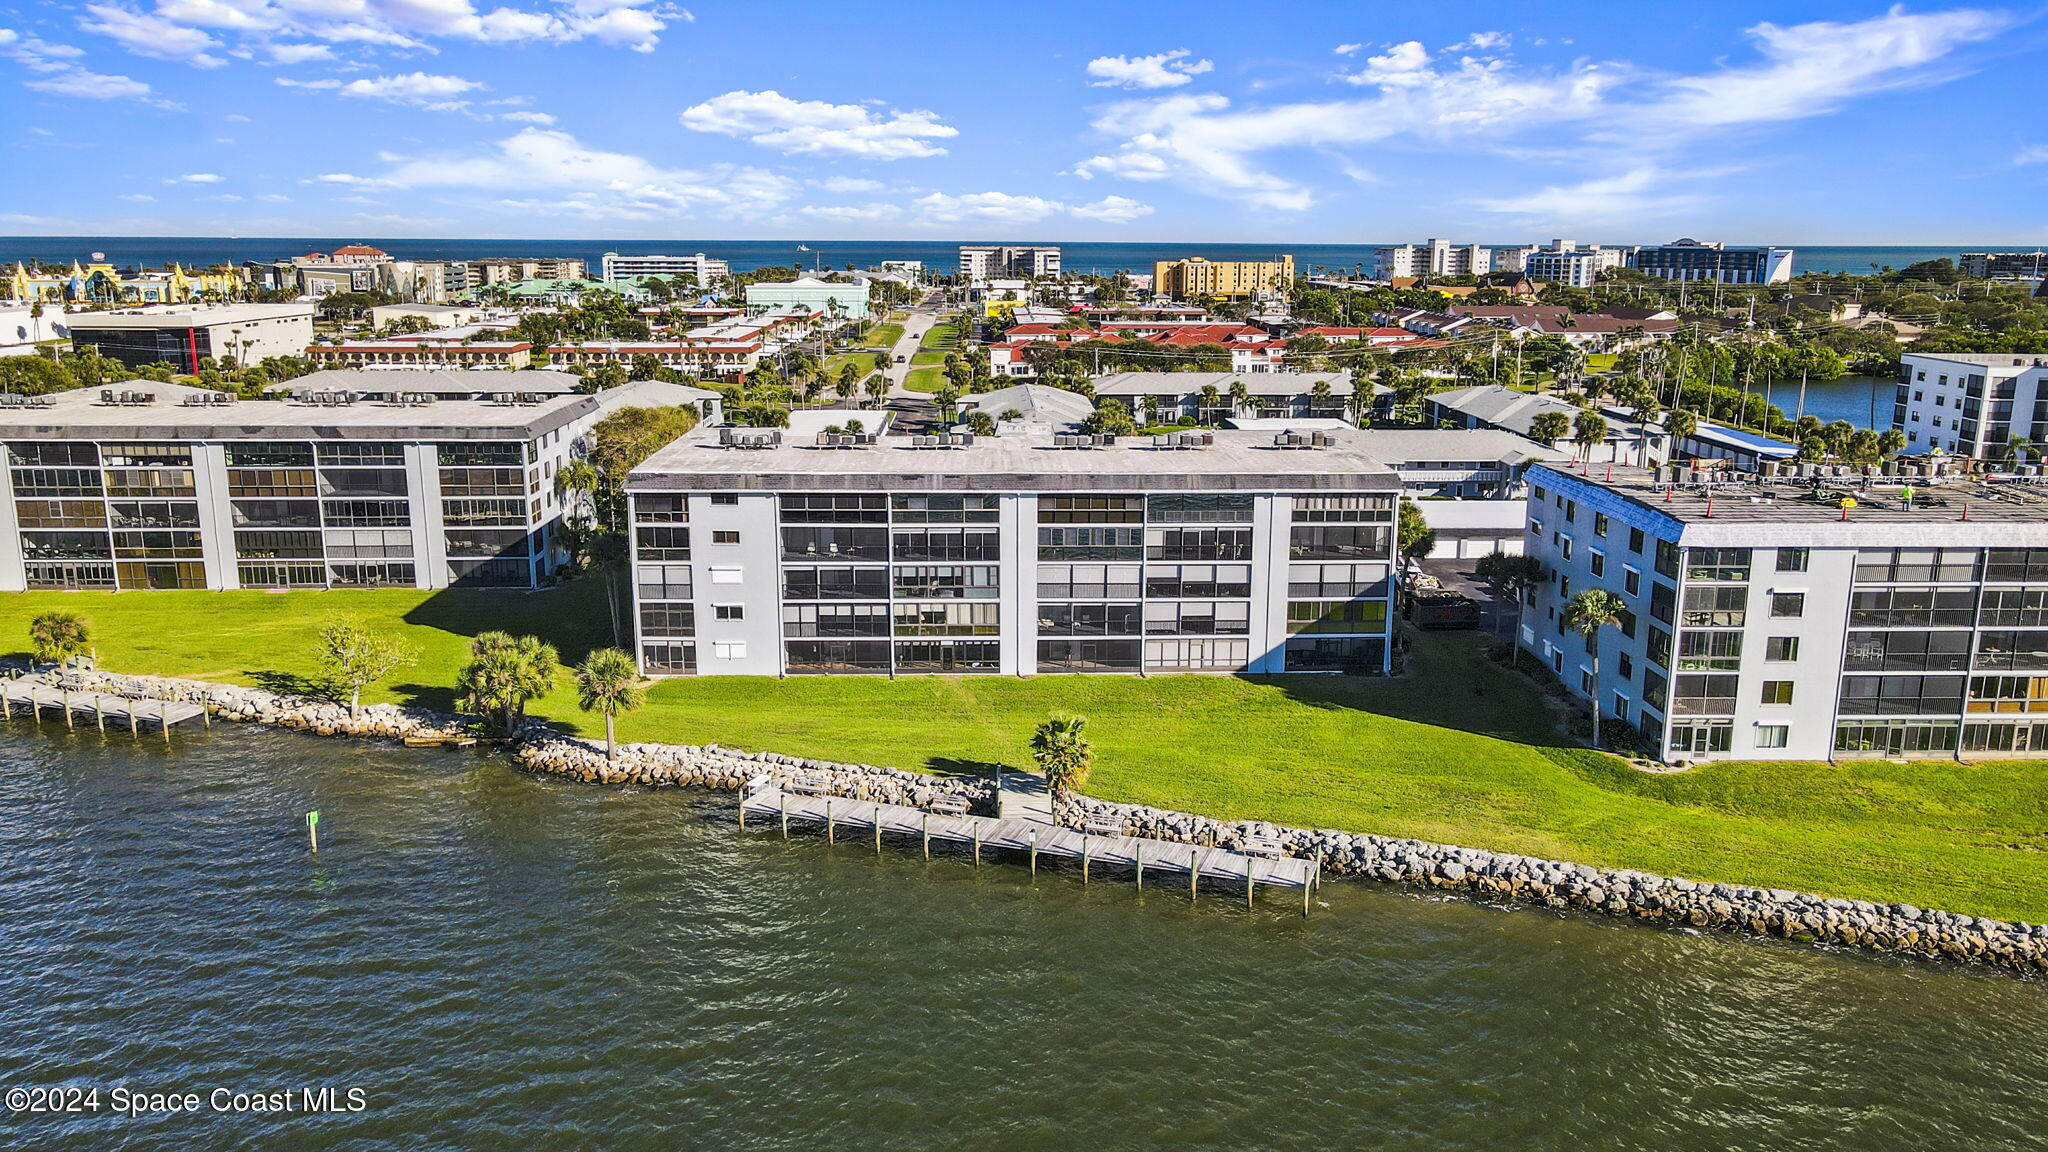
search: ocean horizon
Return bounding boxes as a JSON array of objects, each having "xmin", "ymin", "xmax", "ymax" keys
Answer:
[{"xmin": 0, "ymin": 237, "xmax": 2026, "ymax": 278}]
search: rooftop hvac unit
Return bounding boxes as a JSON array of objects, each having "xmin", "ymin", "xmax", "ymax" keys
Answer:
[
  {"xmin": 812, "ymin": 432, "xmax": 876, "ymax": 449},
  {"xmin": 910, "ymin": 433, "xmax": 974, "ymax": 449},
  {"xmin": 1152, "ymin": 431, "xmax": 1214, "ymax": 450},
  {"xmin": 1272, "ymin": 430, "xmax": 1333, "ymax": 449},
  {"xmin": 719, "ymin": 427, "xmax": 782, "ymax": 449},
  {"xmin": 1052, "ymin": 433, "xmax": 1117, "ymax": 449}
]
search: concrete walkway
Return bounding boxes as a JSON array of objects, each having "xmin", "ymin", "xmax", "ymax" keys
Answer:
[{"xmin": 996, "ymin": 767, "xmax": 1055, "ymax": 824}]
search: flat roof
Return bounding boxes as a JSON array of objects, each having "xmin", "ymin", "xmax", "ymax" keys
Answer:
[
  {"xmin": 64, "ymin": 303, "xmax": 316, "ymax": 329},
  {"xmin": 628, "ymin": 425, "xmax": 1403, "ymax": 494},
  {"xmin": 1531, "ymin": 462, "xmax": 2048, "ymax": 545},
  {"xmin": 1093, "ymin": 370, "xmax": 1358, "ymax": 396},
  {"xmin": 0, "ymin": 378, "xmax": 692, "ymax": 442},
  {"xmin": 266, "ymin": 368, "xmax": 587, "ymax": 395}
]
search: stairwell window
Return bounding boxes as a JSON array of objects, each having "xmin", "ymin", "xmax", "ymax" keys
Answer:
[{"xmin": 1771, "ymin": 592, "xmax": 1805, "ymax": 618}]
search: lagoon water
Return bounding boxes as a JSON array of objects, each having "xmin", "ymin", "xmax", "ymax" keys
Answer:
[{"xmin": 2, "ymin": 722, "xmax": 2044, "ymax": 1150}]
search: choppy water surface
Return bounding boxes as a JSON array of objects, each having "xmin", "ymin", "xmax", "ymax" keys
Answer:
[{"xmin": 1, "ymin": 724, "xmax": 2043, "ymax": 1151}]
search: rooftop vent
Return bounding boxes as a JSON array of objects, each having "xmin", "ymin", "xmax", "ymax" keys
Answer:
[
  {"xmin": 813, "ymin": 431, "xmax": 876, "ymax": 449},
  {"xmin": 1273, "ymin": 430, "xmax": 1334, "ymax": 450},
  {"xmin": 1152, "ymin": 430, "xmax": 1214, "ymax": 450},
  {"xmin": 489, "ymin": 391, "xmax": 545, "ymax": 406},
  {"xmin": 96, "ymin": 389, "xmax": 158, "ymax": 408},
  {"xmin": 177, "ymin": 391, "xmax": 236, "ymax": 408},
  {"xmin": 1, "ymin": 392, "xmax": 57, "ymax": 409},
  {"xmin": 1052, "ymin": 433, "xmax": 1117, "ymax": 449},
  {"xmin": 296, "ymin": 389, "xmax": 359, "ymax": 407},
  {"xmin": 719, "ymin": 427, "xmax": 782, "ymax": 449},
  {"xmin": 909, "ymin": 433, "xmax": 974, "ymax": 449}
]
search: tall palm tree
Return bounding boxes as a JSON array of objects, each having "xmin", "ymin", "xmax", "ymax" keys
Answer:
[
  {"xmin": 575, "ymin": 648, "xmax": 646, "ymax": 763},
  {"xmin": 1029, "ymin": 712, "xmax": 1094, "ymax": 796},
  {"xmin": 1563, "ymin": 589, "xmax": 1628, "ymax": 730}
]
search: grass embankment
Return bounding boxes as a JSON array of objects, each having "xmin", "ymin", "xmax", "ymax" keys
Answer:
[
  {"xmin": 864, "ymin": 322, "xmax": 904, "ymax": 347},
  {"xmin": 903, "ymin": 366, "xmax": 948, "ymax": 393},
  {"xmin": 4, "ymin": 587, "xmax": 2045, "ymax": 921}
]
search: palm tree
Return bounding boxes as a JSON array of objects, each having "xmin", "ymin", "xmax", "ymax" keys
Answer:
[
  {"xmin": 456, "ymin": 631, "xmax": 561, "ymax": 736},
  {"xmin": 1029, "ymin": 712, "xmax": 1094, "ymax": 796},
  {"xmin": 1664, "ymin": 408, "xmax": 1698, "ymax": 443},
  {"xmin": 1563, "ymin": 589, "xmax": 1627, "ymax": 731},
  {"xmin": 1572, "ymin": 411, "xmax": 1608, "ymax": 463},
  {"xmin": 1473, "ymin": 552, "xmax": 1544, "ymax": 663},
  {"xmin": 574, "ymin": 648, "xmax": 646, "ymax": 763},
  {"xmin": 1529, "ymin": 410, "xmax": 1572, "ymax": 445},
  {"xmin": 29, "ymin": 610, "xmax": 89, "ymax": 670},
  {"xmin": 2009, "ymin": 434, "xmax": 2034, "ymax": 466},
  {"xmin": 1229, "ymin": 379, "xmax": 1253, "ymax": 415}
]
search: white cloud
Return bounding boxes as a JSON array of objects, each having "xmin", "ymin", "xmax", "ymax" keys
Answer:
[
  {"xmin": 116, "ymin": 192, "xmax": 155, "ymax": 202},
  {"xmin": 912, "ymin": 190, "xmax": 1154, "ymax": 227},
  {"xmin": 170, "ymin": 172, "xmax": 224, "ymax": 182},
  {"xmin": 74, "ymin": 0, "xmax": 687, "ymax": 65},
  {"xmin": 80, "ymin": 4, "xmax": 227, "ymax": 66},
  {"xmin": 2017, "ymin": 144, "xmax": 2048, "ymax": 166},
  {"xmin": 1076, "ymin": 8, "xmax": 2009, "ymax": 212},
  {"xmin": 1333, "ymin": 43, "xmax": 1364, "ymax": 56},
  {"xmin": 1447, "ymin": 31, "xmax": 1511, "ymax": 52},
  {"xmin": 1085, "ymin": 48, "xmax": 1214, "ymax": 89},
  {"xmin": 1646, "ymin": 6, "xmax": 2009, "ymax": 131},
  {"xmin": 1469, "ymin": 166, "xmax": 1710, "ymax": 228},
  {"xmin": 680, "ymin": 90, "xmax": 957, "ymax": 159},
  {"xmin": 815, "ymin": 175, "xmax": 884, "ymax": 193},
  {"xmin": 223, "ymin": 112, "xmax": 250, "ymax": 121},
  {"xmin": 0, "ymin": 27, "xmax": 175, "ymax": 105},
  {"xmin": 256, "ymin": 192, "xmax": 290, "ymax": 201},
  {"xmin": 800, "ymin": 203, "xmax": 902, "ymax": 223},
  {"xmin": 1068, "ymin": 195, "xmax": 1153, "ymax": 224},
  {"xmin": 497, "ymin": 110, "xmax": 555, "ymax": 124},
  {"xmin": 367, "ymin": 127, "xmax": 801, "ymax": 221},
  {"xmin": 280, "ymin": 71, "xmax": 485, "ymax": 110}
]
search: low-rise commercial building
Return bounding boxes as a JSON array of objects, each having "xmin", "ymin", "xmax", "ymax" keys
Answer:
[
  {"xmin": 67, "ymin": 303, "xmax": 316, "ymax": 372},
  {"xmin": 1523, "ymin": 461, "xmax": 2048, "ymax": 762},
  {"xmin": 623, "ymin": 426, "xmax": 1400, "ymax": 678},
  {"xmin": 1092, "ymin": 371, "xmax": 1366, "ymax": 424},
  {"xmin": 370, "ymin": 303, "xmax": 484, "ymax": 330},
  {"xmin": 306, "ymin": 339, "xmax": 534, "ymax": 370},
  {"xmin": 1896, "ymin": 352, "xmax": 2048, "ymax": 458},
  {"xmin": 546, "ymin": 339, "xmax": 763, "ymax": 380},
  {"xmin": 0, "ymin": 379, "xmax": 698, "ymax": 592}
]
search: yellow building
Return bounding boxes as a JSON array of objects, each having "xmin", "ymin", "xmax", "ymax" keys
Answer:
[
  {"xmin": 6, "ymin": 261, "xmax": 242, "ymax": 304},
  {"xmin": 1151, "ymin": 254, "xmax": 1295, "ymax": 299}
]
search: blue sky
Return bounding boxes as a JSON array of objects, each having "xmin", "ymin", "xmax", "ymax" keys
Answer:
[{"xmin": 1, "ymin": 1, "xmax": 2043, "ymax": 242}]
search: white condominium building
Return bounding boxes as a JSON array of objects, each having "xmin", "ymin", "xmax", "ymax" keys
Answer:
[
  {"xmin": 601, "ymin": 252, "xmax": 731, "ymax": 286},
  {"xmin": 624, "ymin": 426, "xmax": 1401, "ymax": 678},
  {"xmin": 959, "ymin": 246, "xmax": 1062, "ymax": 283},
  {"xmin": 1895, "ymin": 352, "xmax": 2048, "ymax": 459}
]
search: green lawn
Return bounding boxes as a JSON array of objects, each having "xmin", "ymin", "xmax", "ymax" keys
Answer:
[
  {"xmin": 5, "ymin": 587, "xmax": 2046, "ymax": 921},
  {"xmin": 904, "ymin": 366, "xmax": 948, "ymax": 393},
  {"xmin": 864, "ymin": 322, "xmax": 904, "ymax": 347},
  {"xmin": 919, "ymin": 320, "xmax": 963, "ymax": 351},
  {"xmin": 910, "ymin": 350, "xmax": 948, "ymax": 366}
]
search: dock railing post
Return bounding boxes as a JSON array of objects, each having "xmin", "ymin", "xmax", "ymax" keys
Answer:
[{"xmin": 826, "ymin": 798, "xmax": 835, "ymax": 844}]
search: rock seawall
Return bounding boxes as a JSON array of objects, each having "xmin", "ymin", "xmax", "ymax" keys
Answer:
[{"xmin": 32, "ymin": 669, "xmax": 2048, "ymax": 975}]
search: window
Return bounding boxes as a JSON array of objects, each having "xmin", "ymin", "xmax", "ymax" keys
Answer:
[
  {"xmin": 711, "ymin": 493, "xmax": 738, "ymax": 505},
  {"xmin": 713, "ymin": 604, "xmax": 745, "ymax": 621},
  {"xmin": 1776, "ymin": 548, "xmax": 1810, "ymax": 573},
  {"xmin": 1628, "ymin": 527, "xmax": 1645, "ymax": 554},
  {"xmin": 1770, "ymin": 592, "xmax": 1805, "ymax": 618},
  {"xmin": 1622, "ymin": 568, "xmax": 1641, "ymax": 597},
  {"xmin": 1589, "ymin": 550, "xmax": 1605, "ymax": 578},
  {"xmin": 1677, "ymin": 630, "xmax": 1742, "ymax": 670},
  {"xmin": 1593, "ymin": 512, "xmax": 1609, "ymax": 538},
  {"xmin": 1755, "ymin": 725, "xmax": 1789, "ymax": 749},
  {"xmin": 1760, "ymin": 681, "xmax": 1794, "ymax": 705},
  {"xmin": 1681, "ymin": 585, "xmax": 1747, "ymax": 627},
  {"xmin": 1765, "ymin": 636, "xmax": 1800, "ymax": 662},
  {"xmin": 1684, "ymin": 548, "xmax": 1751, "ymax": 582},
  {"xmin": 1671, "ymin": 674, "xmax": 1739, "ymax": 716},
  {"xmin": 711, "ymin": 640, "xmax": 746, "ymax": 660},
  {"xmin": 712, "ymin": 530, "xmax": 740, "ymax": 545}
]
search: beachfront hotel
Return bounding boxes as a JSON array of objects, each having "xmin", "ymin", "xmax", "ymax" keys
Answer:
[
  {"xmin": 0, "ymin": 379, "xmax": 700, "ymax": 591},
  {"xmin": 622, "ymin": 425, "xmax": 1401, "ymax": 678},
  {"xmin": 1523, "ymin": 460, "xmax": 2048, "ymax": 762}
]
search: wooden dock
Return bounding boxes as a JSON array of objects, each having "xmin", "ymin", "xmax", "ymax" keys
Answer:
[
  {"xmin": 739, "ymin": 780, "xmax": 1319, "ymax": 913},
  {"xmin": 0, "ymin": 679, "xmax": 208, "ymax": 739}
]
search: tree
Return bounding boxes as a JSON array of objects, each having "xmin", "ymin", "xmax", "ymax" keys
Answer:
[
  {"xmin": 315, "ymin": 618, "xmax": 415, "ymax": 718},
  {"xmin": 585, "ymin": 406, "xmax": 700, "ymax": 526},
  {"xmin": 1562, "ymin": 590, "xmax": 1628, "ymax": 727},
  {"xmin": 1029, "ymin": 712, "xmax": 1094, "ymax": 796},
  {"xmin": 1397, "ymin": 499, "xmax": 1435, "ymax": 567},
  {"xmin": 965, "ymin": 410, "xmax": 997, "ymax": 437},
  {"xmin": 1529, "ymin": 410, "xmax": 1572, "ymax": 443},
  {"xmin": 574, "ymin": 648, "xmax": 646, "ymax": 763},
  {"xmin": 1473, "ymin": 552, "xmax": 1545, "ymax": 665},
  {"xmin": 1665, "ymin": 408, "xmax": 1698, "ymax": 442},
  {"xmin": 456, "ymin": 631, "xmax": 561, "ymax": 735},
  {"xmin": 1572, "ymin": 411, "xmax": 1608, "ymax": 462},
  {"xmin": 28, "ymin": 610, "xmax": 89, "ymax": 669}
]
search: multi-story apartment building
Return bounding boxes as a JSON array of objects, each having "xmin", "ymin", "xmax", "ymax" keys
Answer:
[
  {"xmin": 467, "ymin": 258, "xmax": 588, "ymax": 286},
  {"xmin": 623, "ymin": 426, "xmax": 1399, "ymax": 678},
  {"xmin": 1152, "ymin": 255, "xmax": 1295, "ymax": 300},
  {"xmin": 1373, "ymin": 240, "xmax": 1492, "ymax": 280},
  {"xmin": 1628, "ymin": 239, "xmax": 1793, "ymax": 284},
  {"xmin": 601, "ymin": 252, "xmax": 731, "ymax": 286},
  {"xmin": 742, "ymin": 277, "xmax": 870, "ymax": 319},
  {"xmin": 67, "ymin": 303, "xmax": 316, "ymax": 372},
  {"xmin": 546, "ymin": 339, "xmax": 763, "ymax": 381},
  {"xmin": 0, "ymin": 379, "xmax": 696, "ymax": 592},
  {"xmin": 959, "ymin": 246, "xmax": 1061, "ymax": 283},
  {"xmin": 1958, "ymin": 251, "xmax": 2047, "ymax": 280},
  {"xmin": 1895, "ymin": 352, "xmax": 2048, "ymax": 458},
  {"xmin": 1522, "ymin": 461, "xmax": 2048, "ymax": 762}
]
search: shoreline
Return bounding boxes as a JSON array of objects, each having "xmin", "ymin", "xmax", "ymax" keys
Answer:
[{"xmin": 39, "ymin": 666, "xmax": 2048, "ymax": 977}]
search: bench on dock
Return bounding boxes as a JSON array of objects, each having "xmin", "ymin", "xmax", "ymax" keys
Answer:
[
  {"xmin": 1083, "ymin": 816, "xmax": 1126, "ymax": 837},
  {"xmin": 1239, "ymin": 835, "xmax": 1285, "ymax": 859},
  {"xmin": 785, "ymin": 773, "xmax": 833, "ymax": 796},
  {"xmin": 927, "ymin": 796, "xmax": 970, "ymax": 816}
]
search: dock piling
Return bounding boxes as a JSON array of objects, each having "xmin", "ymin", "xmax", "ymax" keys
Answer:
[
  {"xmin": 62, "ymin": 690, "xmax": 72, "ymax": 728},
  {"xmin": 921, "ymin": 813, "xmax": 930, "ymax": 861},
  {"xmin": 1029, "ymin": 829, "xmax": 1038, "ymax": 877},
  {"xmin": 780, "ymin": 794, "xmax": 788, "ymax": 838},
  {"xmin": 1135, "ymin": 842, "xmax": 1143, "ymax": 890},
  {"xmin": 95, "ymin": 696, "xmax": 105, "ymax": 734},
  {"xmin": 825, "ymin": 798, "xmax": 835, "ymax": 844}
]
